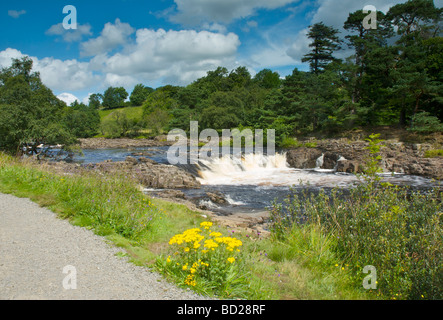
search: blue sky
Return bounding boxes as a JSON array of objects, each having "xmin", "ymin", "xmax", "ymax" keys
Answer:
[{"xmin": 1, "ymin": 0, "xmax": 441, "ymax": 105}]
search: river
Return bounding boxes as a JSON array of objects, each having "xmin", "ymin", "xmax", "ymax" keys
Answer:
[{"xmin": 69, "ymin": 146, "xmax": 439, "ymax": 215}]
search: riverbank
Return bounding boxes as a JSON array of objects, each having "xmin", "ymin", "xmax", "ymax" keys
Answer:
[
  {"xmin": 0, "ymin": 153, "xmax": 372, "ymax": 299},
  {"xmin": 287, "ymin": 137, "xmax": 443, "ymax": 180},
  {"xmin": 77, "ymin": 133, "xmax": 443, "ymax": 181},
  {"xmin": 77, "ymin": 136, "xmax": 174, "ymax": 149}
]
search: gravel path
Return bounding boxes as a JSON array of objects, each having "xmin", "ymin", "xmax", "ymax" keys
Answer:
[{"xmin": 0, "ymin": 193, "xmax": 207, "ymax": 300}]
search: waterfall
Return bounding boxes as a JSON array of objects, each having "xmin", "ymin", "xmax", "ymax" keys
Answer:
[
  {"xmin": 196, "ymin": 153, "xmax": 291, "ymax": 185},
  {"xmin": 316, "ymin": 154, "xmax": 324, "ymax": 169},
  {"xmin": 195, "ymin": 152, "xmax": 361, "ymax": 187}
]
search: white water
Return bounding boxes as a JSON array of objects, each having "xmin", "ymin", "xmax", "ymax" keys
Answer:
[
  {"xmin": 196, "ymin": 153, "xmax": 434, "ymax": 188},
  {"xmin": 196, "ymin": 153, "xmax": 360, "ymax": 188}
]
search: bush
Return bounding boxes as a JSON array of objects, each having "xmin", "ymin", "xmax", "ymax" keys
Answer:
[
  {"xmin": 270, "ymin": 134, "xmax": 443, "ymax": 299},
  {"xmin": 409, "ymin": 112, "xmax": 443, "ymax": 134},
  {"xmin": 424, "ymin": 149, "xmax": 443, "ymax": 158},
  {"xmin": 155, "ymin": 222, "xmax": 252, "ymax": 298}
]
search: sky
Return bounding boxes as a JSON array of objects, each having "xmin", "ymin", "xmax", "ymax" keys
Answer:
[{"xmin": 1, "ymin": 0, "xmax": 442, "ymax": 105}]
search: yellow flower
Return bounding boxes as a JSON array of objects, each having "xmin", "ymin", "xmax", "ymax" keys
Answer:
[
  {"xmin": 190, "ymin": 268, "xmax": 197, "ymax": 274},
  {"xmin": 210, "ymin": 231, "xmax": 222, "ymax": 237},
  {"xmin": 182, "ymin": 264, "xmax": 188, "ymax": 271},
  {"xmin": 166, "ymin": 256, "xmax": 171, "ymax": 263},
  {"xmin": 227, "ymin": 257, "xmax": 235, "ymax": 264},
  {"xmin": 204, "ymin": 239, "xmax": 219, "ymax": 250},
  {"xmin": 200, "ymin": 221, "xmax": 213, "ymax": 230},
  {"xmin": 184, "ymin": 247, "xmax": 190, "ymax": 252},
  {"xmin": 184, "ymin": 275, "xmax": 197, "ymax": 287},
  {"xmin": 193, "ymin": 241, "xmax": 201, "ymax": 249}
]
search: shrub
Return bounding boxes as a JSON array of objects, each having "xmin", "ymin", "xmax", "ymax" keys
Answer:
[
  {"xmin": 156, "ymin": 222, "xmax": 252, "ymax": 298},
  {"xmin": 270, "ymin": 134, "xmax": 443, "ymax": 299},
  {"xmin": 409, "ymin": 112, "xmax": 443, "ymax": 134},
  {"xmin": 424, "ymin": 149, "xmax": 443, "ymax": 158}
]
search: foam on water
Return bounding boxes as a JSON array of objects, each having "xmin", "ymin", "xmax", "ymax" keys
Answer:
[{"xmin": 195, "ymin": 152, "xmax": 435, "ymax": 188}]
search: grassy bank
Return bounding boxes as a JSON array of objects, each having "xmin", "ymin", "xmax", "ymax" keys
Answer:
[
  {"xmin": 99, "ymin": 106, "xmax": 144, "ymax": 122},
  {"xmin": 270, "ymin": 135, "xmax": 442, "ymax": 300},
  {"xmin": 0, "ymin": 152, "xmax": 375, "ymax": 299}
]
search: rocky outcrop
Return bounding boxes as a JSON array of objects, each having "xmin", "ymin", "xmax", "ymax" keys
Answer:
[
  {"xmin": 286, "ymin": 139, "xmax": 443, "ymax": 180},
  {"xmin": 109, "ymin": 156, "xmax": 201, "ymax": 189},
  {"xmin": 45, "ymin": 156, "xmax": 201, "ymax": 189},
  {"xmin": 206, "ymin": 192, "xmax": 227, "ymax": 204},
  {"xmin": 286, "ymin": 148, "xmax": 323, "ymax": 169},
  {"xmin": 78, "ymin": 137, "xmax": 173, "ymax": 149}
]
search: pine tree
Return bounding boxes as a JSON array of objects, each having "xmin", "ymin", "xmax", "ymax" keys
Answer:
[{"xmin": 302, "ymin": 22, "xmax": 342, "ymax": 74}]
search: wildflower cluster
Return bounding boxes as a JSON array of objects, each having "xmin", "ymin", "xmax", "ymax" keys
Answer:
[{"xmin": 162, "ymin": 221, "xmax": 244, "ymax": 292}]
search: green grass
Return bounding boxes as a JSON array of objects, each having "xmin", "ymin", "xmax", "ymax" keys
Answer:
[
  {"xmin": 99, "ymin": 106, "xmax": 144, "ymax": 122},
  {"xmin": 270, "ymin": 135, "xmax": 443, "ymax": 300},
  {"xmin": 424, "ymin": 149, "xmax": 443, "ymax": 158},
  {"xmin": 0, "ymin": 153, "xmax": 374, "ymax": 300}
]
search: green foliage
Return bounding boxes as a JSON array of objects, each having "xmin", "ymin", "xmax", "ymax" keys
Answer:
[
  {"xmin": 102, "ymin": 86, "xmax": 129, "ymax": 110},
  {"xmin": 409, "ymin": 112, "xmax": 443, "ymax": 133},
  {"xmin": 64, "ymin": 102, "xmax": 101, "ymax": 138},
  {"xmin": 270, "ymin": 134, "xmax": 443, "ymax": 300},
  {"xmin": 0, "ymin": 154, "xmax": 160, "ymax": 240},
  {"xmin": 130, "ymin": 84, "xmax": 154, "ymax": 106},
  {"xmin": 88, "ymin": 93, "xmax": 103, "ymax": 109},
  {"xmin": 155, "ymin": 222, "xmax": 253, "ymax": 298},
  {"xmin": 0, "ymin": 57, "xmax": 77, "ymax": 153},
  {"xmin": 302, "ymin": 22, "xmax": 342, "ymax": 74},
  {"xmin": 100, "ymin": 110, "xmax": 143, "ymax": 138},
  {"xmin": 424, "ymin": 149, "xmax": 443, "ymax": 158},
  {"xmin": 253, "ymin": 69, "xmax": 282, "ymax": 89}
]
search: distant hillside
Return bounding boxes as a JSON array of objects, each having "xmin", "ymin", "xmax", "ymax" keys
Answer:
[{"xmin": 99, "ymin": 106, "xmax": 143, "ymax": 122}]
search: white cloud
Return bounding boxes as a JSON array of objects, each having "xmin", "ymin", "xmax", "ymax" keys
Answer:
[
  {"xmin": 170, "ymin": 0, "xmax": 298, "ymax": 25},
  {"xmin": 82, "ymin": 93, "xmax": 94, "ymax": 105},
  {"xmin": 202, "ymin": 22, "xmax": 228, "ymax": 34},
  {"xmin": 80, "ymin": 19, "xmax": 135, "ymax": 57},
  {"xmin": 286, "ymin": 28, "xmax": 311, "ymax": 62},
  {"xmin": 34, "ymin": 57, "xmax": 101, "ymax": 91},
  {"xmin": 96, "ymin": 28, "xmax": 241, "ymax": 86},
  {"xmin": 46, "ymin": 23, "xmax": 93, "ymax": 42},
  {"xmin": 0, "ymin": 48, "xmax": 24, "ymax": 67},
  {"xmin": 8, "ymin": 10, "xmax": 26, "ymax": 19},
  {"xmin": 0, "ymin": 48, "xmax": 101, "ymax": 92},
  {"xmin": 57, "ymin": 93, "xmax": 80, "ymax": 106}
]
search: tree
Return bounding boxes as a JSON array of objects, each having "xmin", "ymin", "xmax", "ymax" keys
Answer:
[
  {"xmin": 102, "ymin": 87, "xmax": 128, "ymax": 110},
  {"xmin": 386, "ymin": 0, "xmax": 442, "ymax": 37},
  {"xmin": 302, "ymin": 22, "xmax": 342, "ymax": 74},
  {"xmin": 199, "ymin": 106, "xmax": 240, "ymax": 130},
  {"xmin": 227, "ymin": 66, "xmax": 252, "ymax": 89},
  {"xmin": 129, "ymin": 84, "xmax": 154, "ymax": 106},
  {"xmin": 0, "ymin": 57, "xmax": 76, "ymax": 154},
  {"xmin": 142, "ymin": 87, "xmax": 179, "ymax": 115},
  {"xmin": 88, "ymin": 93, "xmax": 103, "ymax": 109},
  {"xmin": 344, "ymin": 9, "xmax": 393, "ymax": 104},
  {"xmin": 64, "ymin": 102, "xmax": 100, "ymax": 138},
  {"xmin": 253, "ymin": 69, "xmax": 282, "ymax": 89},
  {"xmin": 386, "ymin": 0, "xmax": 443, "ymax": 125}
]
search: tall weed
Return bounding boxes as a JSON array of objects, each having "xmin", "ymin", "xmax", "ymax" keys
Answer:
[{"xmin": 270, "ymin": 134, "xmax": 442, "ymax": 299}]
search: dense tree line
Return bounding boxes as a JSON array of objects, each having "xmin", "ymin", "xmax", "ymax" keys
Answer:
[
  {"xmin": 1, "ymin": 0, "xmax": 441, "ymax": 154},
  {"xmin": 134, "ymin": 0, "xmax": 441, "ymax": 144}
]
